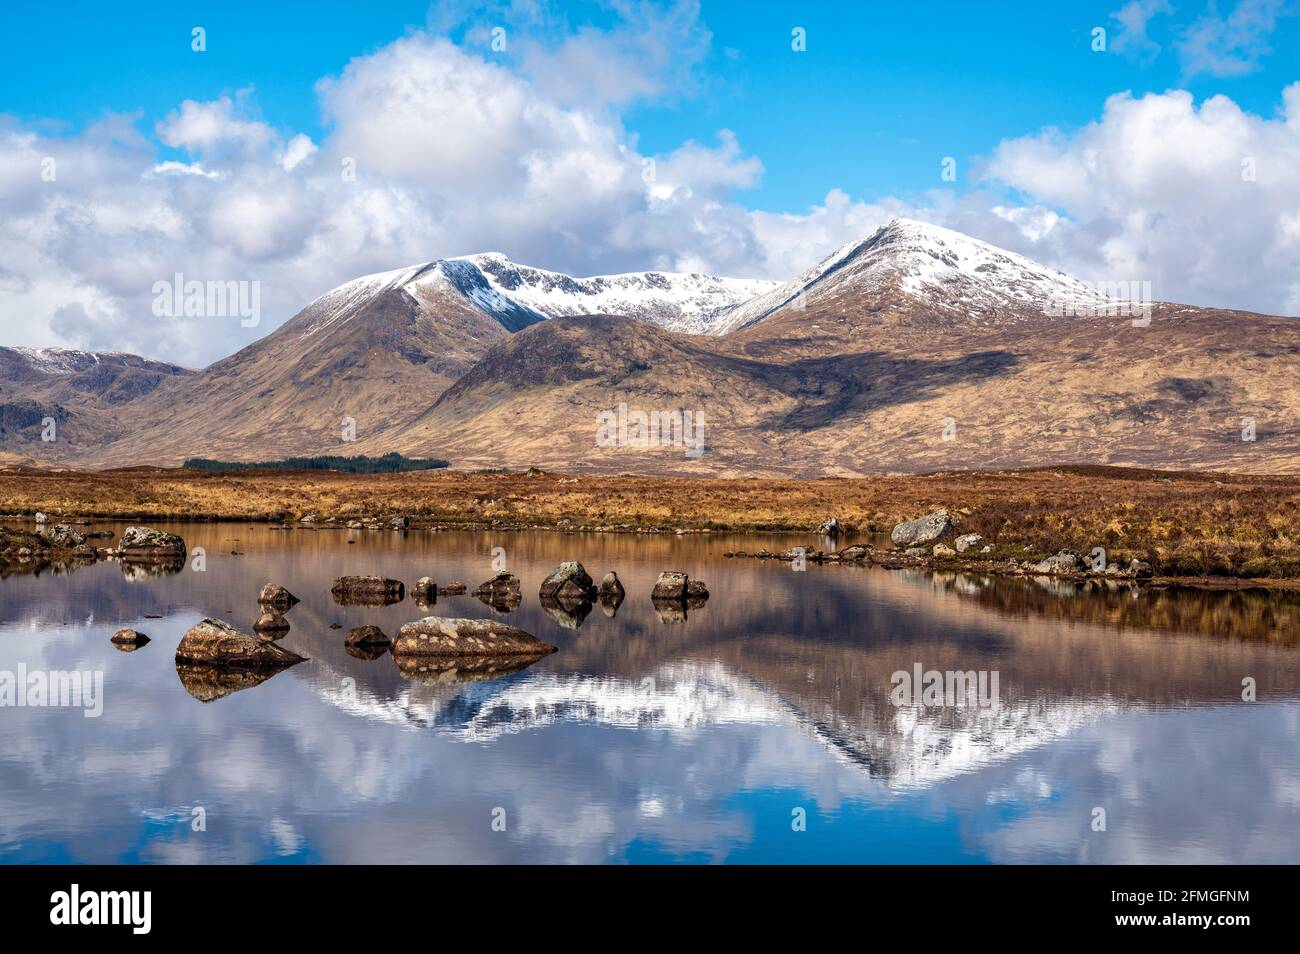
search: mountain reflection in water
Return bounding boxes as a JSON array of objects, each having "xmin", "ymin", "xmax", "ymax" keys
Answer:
[{"xmin": 1, "ymin": 522, "xmax": 1298, "ymax": 863}]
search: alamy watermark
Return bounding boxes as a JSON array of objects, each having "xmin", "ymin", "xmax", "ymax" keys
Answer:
[
  {"xmin": 152, "ymin": 273, "xmax": 260, "ymax": 327},
  {"xmin": 1044, "ymin": 280, "xmax": 1153, "ymax": 325},
  {"xmin": 890, "ymin": 663, "xmax": 1000, "ymax": 710},
  {"xmin": 0, "ymin": 665, "xmax": 103, "ymax": 717},
  {"xmin": 596, "ymin": 402, "xmax": 705, "ymax": 458}
]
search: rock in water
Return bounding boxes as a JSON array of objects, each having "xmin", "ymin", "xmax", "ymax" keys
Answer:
[
  {"xmin": 439, "ymin": 581, "xmax": 467, "ymax": 595},
  {"xmin": 119, "ymin": 526, "xmax": 187, "ymax": 560},
  {"xmin": 111, "ymin": 628, "xmax": 150, "ymax": 650},
  {"xmin": 474, "ymin": 572, "xmax": 522, "ymax": 611},
  {"xmin": 651, "ymin": 571, "xmax": 690, "ymax": 599},
  {"xmin": 253, "ymin": 611, "xmax": 290, "ymax": 637},
  {"xmin": 890, "ymin": 510, "xmax": 955, "ymax": 548},
  {"xmin": 175, "ymin": 618, "xmax": 306, "ymax": 668},
  {"xmin": 538, "ymin": 561, "xmax": 596, "ymax": 601},
  {"xmin": 837, "ymin": 545, "xmax": 871, "ymax": 562},
  {"xmin": 391, "ymin": 617, "xmax": 557, "ymax": 657},
  {"xmin": 331, "ymin": 576, "xmax": 405, "ymax": 605},
  {"xmin": 597, "ymin": 571, "xmax": 625, "ymax": 601},
  {"xmin": 42, "ymin": 524, "xmax": 86, "ymax": 548},
  {"xmin": 650, "ymin": 571, "xmax": 708, "ymax": 602},
  {"xmin": 345, "ymin": 625, "xmax": 391, "ymax": 660},
  {"xmin": 412, "ymin": 577, "xmax": 436, "ymax": 599},
  {"xmin": 34, "ymin": 512, "xmax": 47, "ymax": 524},
  {"xmin": 257, "ymin": 583, "xmax": 300, "ymax": 609},
  {"xmin": 817, "ymin": 517, "xmax": 842, "ymax": 538}
]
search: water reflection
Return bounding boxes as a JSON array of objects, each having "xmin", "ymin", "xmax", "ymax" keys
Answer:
[{"xmin": 1, "ymin": 522, "xmax": 1298, "ymax": 863}]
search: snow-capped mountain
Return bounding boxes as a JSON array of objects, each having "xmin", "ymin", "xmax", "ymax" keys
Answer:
[
  {"xmin": 714, "ymin": 217, "xmax": 1112, "ymax": 334},
  {"xmin": 296, "ymin": 254, "xmax": 778, "ymax": 341},
  {"xmin": 459, "ymin": 253, "xmax": 778, "ymax": 334}
]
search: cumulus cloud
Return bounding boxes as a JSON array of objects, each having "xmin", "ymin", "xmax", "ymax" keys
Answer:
[
  {"xmin": 982, "ymin": 84, "xmax": 1300, "ymax": 315},
  {"xmin": 0, "ymin": 9, "xmax": 765, "ymax": 365},
  {"xmin": 6, "ymin": 0, "xmax": 1300, "ymax": 369}
]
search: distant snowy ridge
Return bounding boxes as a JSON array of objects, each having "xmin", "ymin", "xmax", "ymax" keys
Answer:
[
  {"xmin": 297, "ymin": 254, "xmax": 779, "ymax": 339},
  {"xmin": 712, "ymin": 217, "xmax": 1114, "ymax": 333}
]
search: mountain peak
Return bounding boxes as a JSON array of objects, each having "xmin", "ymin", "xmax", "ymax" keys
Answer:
[{"xmin": 714, "ymin": 218, "xmax": 1105, "ymax": 335}]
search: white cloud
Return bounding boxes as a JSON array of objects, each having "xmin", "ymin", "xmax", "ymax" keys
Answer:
[
  {"xmin": 983, "ymin": 84, "xmax": 1300, "ymax": 315},
  {"xmin": 7, "ymin": 3, "xmax": 1300, "ymax": 369},
  {"xmin": 1110, "ymin": 0, "xmax": 1174, "ymax": 61},
  {"xmin": 1176, "ymin": 0, "xmax": 1293, "ymax": 79}
]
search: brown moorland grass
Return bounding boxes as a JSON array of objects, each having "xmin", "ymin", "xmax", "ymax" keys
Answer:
[{"xmin": 3, "ymin": 463, "xmax": 1300, "ymax": 578}]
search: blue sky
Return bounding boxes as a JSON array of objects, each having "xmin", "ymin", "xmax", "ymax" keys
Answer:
[
  {"xmin": 5, "ymin": 1, "xmax": 1297, "ymax": 211},
  {"xmin": 3, "ymin": 1, "xmax": 1300, "ymax": 363}
]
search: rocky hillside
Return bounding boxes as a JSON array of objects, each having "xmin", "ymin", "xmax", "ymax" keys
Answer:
[{"xmin": 6, "ymin": 221, "xmax": 1300, "ymax": 475}]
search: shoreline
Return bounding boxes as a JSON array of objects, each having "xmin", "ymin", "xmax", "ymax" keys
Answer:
[{"xmin": 4, "ymin": 463, "xmax": 1300, "ymax": 588}]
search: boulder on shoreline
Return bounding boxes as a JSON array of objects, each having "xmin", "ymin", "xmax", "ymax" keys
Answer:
[
  {"xmin": 331, "ymin": 576, "xmax": 405, "ymax": 605},
  {"xmin": 257, "ymin": 583, "xmax": 300, "ymax": 609},
  {"xmin": 1031, "ymin": 550, "xmax": 1083, "ymax": 575},
  {"xmin": 391, "ymin": 617, "xmax": 557, "ymax": 657},
  {"xmin": 175, "ymin": 618, "xmax": 306, "ymax": 669},
  {"xmin": 890, "ymin": 510, "xmax": 955, "ymax": 548}
]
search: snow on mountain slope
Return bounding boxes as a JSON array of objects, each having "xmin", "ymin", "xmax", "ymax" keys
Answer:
[
  {"xmin": 294, "ymin": 254, "xmax": 777, "ymax": 340},
  {"xmin": 714, "ymin": 217, "xmax": 1113, "ymax": 334},
  {"xmin": 458, "ymin": 252, "xmax": 779, "ymax": 334}
]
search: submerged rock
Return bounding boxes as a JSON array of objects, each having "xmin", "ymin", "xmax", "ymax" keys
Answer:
[
  {"xmin": 538, "ymin": 561, "xmax": 596, "ymax": 601},
  {"xmin": 175, "ymin": 618, "xmax": 306, "ymax": 669},
  {"xmin": 890, "ymin": 510, "xmax": 955, "ymax": 548},
  {"xmin": 438, "ymin": 581, "xmax": 467, "ymax": 595},
  {"xmin": 392, "ymin": 617, "xmax": 557, "ymax": 657},
  {"xmin": 111, "ymin": 628, "xmax": 150, "ymax": 651},
  {"xmin": 119, "ymin": 526, "xmax": 187, "ymax": 560},
  {"xmin": 331, "ymin": 576, "xmax": 405, "ymax": 606},
  {"xmin": 257, "ymin": 583, "xmax": 300, "ymax": 609}
]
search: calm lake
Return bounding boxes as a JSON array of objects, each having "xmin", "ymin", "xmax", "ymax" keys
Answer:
[{"xmin": 2, "ymin": 522, "xmax": 1299, "ymax": 864}]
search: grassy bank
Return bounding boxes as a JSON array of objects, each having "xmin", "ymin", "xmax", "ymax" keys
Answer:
[{"xmin": 2, "ymin": 464, "xmax": 1300, "ymax": 579}]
